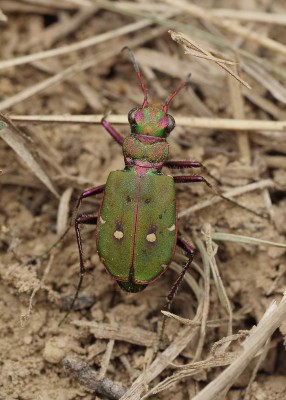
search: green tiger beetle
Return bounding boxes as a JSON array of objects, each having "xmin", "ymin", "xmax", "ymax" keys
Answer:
[
  {"xmin": 65, "ymin": 48, "xmax": 263, "ymax": 334},
  {"xmin": 65, "ymin": 48, "xmax": 210, "ymax": 332}
]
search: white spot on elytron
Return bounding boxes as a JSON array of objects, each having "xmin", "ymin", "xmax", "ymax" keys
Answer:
[
  {"xmin": 168, "ymin": 224, "xmax": 175, "ymax": 232},
  {"xmin": 146, "ymin": 233, "xmax": 156, "ymax": 242},
  {"xmin": 114, "ymin": 230, "xmax": 123, "ymax": 239},
  {"xmin": 100, "ymin": 217, "xmax": 106, "ymax": 224},
  {"xmin": 161, "ymin": 264, "xmax": 168, "ymax": 270}
]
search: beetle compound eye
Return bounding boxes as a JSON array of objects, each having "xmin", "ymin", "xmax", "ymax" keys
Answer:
[
  {"xmin": 128, "ymin": 108, "xmax": 138, "ymax": 124},
  {"xmin": 165, "ymin": 115, "xmax": 175, "ymax": 134}
]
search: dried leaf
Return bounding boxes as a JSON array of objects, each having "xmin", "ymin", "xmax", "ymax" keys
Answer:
[{"xmin": 0, "ymin": 114, "xmax": 59, "ymax": 198}]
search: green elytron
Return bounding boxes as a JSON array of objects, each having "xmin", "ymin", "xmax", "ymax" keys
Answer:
[
  {"xmin": 72, "ymin": 48, "xmax": 209, "ymax": 313},
  {"xmin": 97, "ymin": 169, "xmax": 176, "ymax": 292}
]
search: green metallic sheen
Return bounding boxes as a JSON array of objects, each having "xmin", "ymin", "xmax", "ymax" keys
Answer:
[
  {"xmin": 97, "ymin": 169, "xmax": 177, "ymax": 285},
  {"xmin": 97, "ymin": 170, "xmax": 136, "ymax": 280},
  {"xmin": 132, "ymin": 106, "xmax": 169, "ymax": 137},
  {"xmin": 123, "ymin": 136, "xmax": 169, "ymax": 163},
  {"xmin": 134, "ymin": 171, "xmax": 177, "ymax": 282}
]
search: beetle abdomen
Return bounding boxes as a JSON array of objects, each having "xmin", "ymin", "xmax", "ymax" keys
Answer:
[{"xmin": 97, "ymin": 170, "xmax": 177, "ymax": 284}]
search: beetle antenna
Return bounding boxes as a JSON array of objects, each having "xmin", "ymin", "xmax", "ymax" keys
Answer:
[
  {"xmin": 122, "ymin": 46, "xmax": 148, "ymax": 107},
  {"xmin": 163, "ymin": 73, "xmax": 192, "ymax": 113}
]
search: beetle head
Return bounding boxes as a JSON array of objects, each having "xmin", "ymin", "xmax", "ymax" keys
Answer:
[
  {"xmin": 123, "ymin": 47, "xmax": 191, "ymax": 138},
  {"xmin": 128, "ymin": 105, "xmax": 175, "ymax": 138}
]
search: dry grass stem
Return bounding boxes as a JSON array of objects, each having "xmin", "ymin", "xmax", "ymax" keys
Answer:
[
  {"xmin": 210, "ymin": 332, "xmax": 249, "ymax": 356},
  {"xmin": 141, "ymin": 353, "xmax": 238, "ymax": 398},
  {"xmin": 120, "ymin": 324, "xmax": 201, "ymax": 400},
  {"xmin": 117, "ymin": 2, "xmax": 175, "ymax": 13},
  {"xmin": 243, "ymin": 339, "xmax": 270, "ymax": 400},
  {"xmin": 10, "ymin": 114, "xmax": 286, "ymax": 132},
  {"xmin": 0, "ymin": 20, "xmax": 154, "ymax": 70},
  {"xmin": 211, "ymin": 232, "xmax": 286, "ymax": 249},
  {"xmin": 165, "ymin": 0, "xmax": 286, "ymax": 57},
  {"xmin": 19, "ymin": 0, "xmax": 80, "ymax": 10},
  {"xmin": 67, "ymin": 0, "xmax": 92, "ymax": 6},
  {"xmin": 192, "ymin": 294, "xmax": 286, "ymax": 400},
  {"xmin": 56, "ymin": 187, "xmax": 73, "ymax": 235},
  {"xmin": 179, "ymin": 179, "xmax": 273, "ymax": 218},
  {"xmin": 0, "ymin": 115, "xmax": 59, "ymax": 198},
  {"xmin": 210, "ymin": 9, "xmax": 286, "ymax": 25},
  {"xmin": 202, "ymin": 224, "xmax": 233, "ymax": 341},
  {"xmin": 243, "ymin": 89, "xmax": 286, "ymax": 120},
  {"xmin": 162, "ymin": 312, "xmax": 242, "ymax": 328},
  {"xmin": 0, "ymin": 51, "xmax": 114, "ymax": 111},
  {"xmin": 242, "ymin": 61, "xmax": 286, "ymax": 104},
  {"xmin": 264, "ymin": 155, "xmax": 286, "ymax": 169},
  {"xmin": 0, "ymin": 26, "xmax": 166, "ymax": 111},
  {"xmin": 169, "ymin": 30, "xmax": 250, "ymax": 89},
  {"xmin": 0, "ymin": 2, "xmax": 56, "ymax": 14},
  {"xmin": 97, "ymin": 339, "xmax": 115, "ymax": 381},
  {"xmin": 193, "ymin": 237, "xmax": 210, "ymax": 361},
  {"xmin": 0, "ymin": 8, "xmax": 7, "ymax": 22},
  {"xmin": 72, "ymin": 320, "xmax": 157, "ymax": 347}
]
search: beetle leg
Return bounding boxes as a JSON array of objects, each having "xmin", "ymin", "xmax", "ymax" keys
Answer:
[
  {"xmin": 29, "ymin": 186, "xmax": 105, "ymax": 264},
  {"xmin": 165, "ymin": 160, "xmax": 220, "ymax": 185},
  {"xmin": 101, "ymin": 117, "xmax": 124, "ymax": 146},
  {"xmin": 159, "ymin": 237, "xmax": 194, "ymax": 347},
  {"xmin": 173, "ymin": 174, "xmax": 268, "ymax": 219},
  {"xmin": 73, "ymin": 184, "xmax": 105, "ymax": 223},
  {"xmin": 166, "ymin": 238, "xmax": 194, "ymax": 308},
  {"xmin": 59, "ymin": 214, "xmax": 98, "ymax": 325}
]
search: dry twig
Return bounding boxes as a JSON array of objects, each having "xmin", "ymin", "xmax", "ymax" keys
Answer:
[
  {"xmin": 192, "ymin": 293, "xmax": 286, "ymax": 400},
  {"xmin": 63, "ymin": 357, "xmax": 125, "ymax": 400},
  {"xmin": 72, "ymin": 320, "xmax": 157, "ymax": 347},
  {"xmin": 169, "ymin": 30, "xmax": 251, "ymax": 89},
  {"xmin": 10, "ymin": 114, "xmax": 286, "ymax": 132}
]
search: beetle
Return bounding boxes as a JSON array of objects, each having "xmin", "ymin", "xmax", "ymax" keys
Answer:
[{"xmin": 66, "ymin": 48, "xmax": 213, "ymax": 325}]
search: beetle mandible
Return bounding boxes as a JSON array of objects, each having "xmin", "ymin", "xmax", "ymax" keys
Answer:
[{"xmin": 69, "ymin": 48, "xmax": 212, "ymax": 322}]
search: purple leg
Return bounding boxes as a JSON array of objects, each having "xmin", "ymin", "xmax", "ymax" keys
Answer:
[
  {"xmin": 174, "ymin": 174, "xmax": 266, "ymax": 219},
  {"xmin": 166, "ymin": 238, "xmax": 194, "ymax": 306},
  {"xmin": 165, "ymin": 161, "xmax": 202, "ymax": 169},
  {"xmin": 59, "ymin": 214, "xmax": 98, "ymax": 325},
  {"xmin": 35, "ymin": 185, "xmax": 105, "ymax": 261},
  {"xmin": 165, "ymin": 160, "xmax": 220, "ymax": 185},
  {"xmin": 73, "ymin": 184, "xmax": 105, "ymax": 222},
  {"xmin": 101, "ymin": 118, "xmax": 124, "ymax": 146},
  {"xmin": 59, "ymin": 185, "xmax": 105, "ymax": 324},
  {"xmin": 159, "ymin": 237, "xmax": 194, "ymax": 346},
  {"xmin": 174, "ymin": 174, "xmax": 211, "ymax": 187}
]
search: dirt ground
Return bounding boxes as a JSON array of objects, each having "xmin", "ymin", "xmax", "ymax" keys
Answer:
[{"xmin": 0, "ymin": 1, "xmax": 286, "ymax": 399}]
